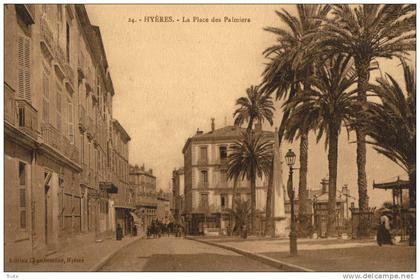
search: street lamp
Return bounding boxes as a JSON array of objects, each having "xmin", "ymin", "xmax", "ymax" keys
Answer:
[{"xmin": 285, "ymin": 149, "xmax": 297, "ymax": 256}]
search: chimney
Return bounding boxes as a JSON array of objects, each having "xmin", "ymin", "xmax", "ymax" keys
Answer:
[
  {"xmin": 254, "ymin": 122, "xmax": 262, "ymax": 133},
  {"xmin": 321, "ymin": 178, "xmax": 328, "ymax": 194},
  {"xmin": 196, "ymin": 128, "xmax": 203, "ymax": 135},
  {"xmin": 141, "ymin": 164, "xmax": 145, "ymax": 171},
  {"xmin": 211, "ymin": 118, "xmax": 215, "ymax": 132},
  {"xmin": 149, "ymin": 169, "xmax": 153, "ymax": 175}
]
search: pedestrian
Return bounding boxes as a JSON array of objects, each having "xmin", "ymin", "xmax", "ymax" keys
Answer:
[
  {"xmin": 377, "ymin": 209, "xmax": 393, "ymax": 246},
  {"xmin": 116, "ymin": 224, "xmax": 123, "ymax": 241}
]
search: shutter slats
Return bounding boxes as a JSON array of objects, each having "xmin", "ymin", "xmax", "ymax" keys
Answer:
[{"xmin": 17, "ymin": 36, "xmax": 31, "ymax": 101}]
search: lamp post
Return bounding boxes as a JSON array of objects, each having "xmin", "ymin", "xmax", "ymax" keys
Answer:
[{"xmin": 285, "ymin": 149, "xmax": 297, "ymax": 256}]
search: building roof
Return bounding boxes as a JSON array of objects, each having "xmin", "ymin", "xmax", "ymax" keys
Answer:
[
  {"xmin": 373, "ymin": 178, "xmax": 410, "ymax": 190},
  {"xmin": 182, "ymin": 125, "xmax": 274, "ymax": 153},
  {"xmin": 130, "ymin": 164, "xmax": 156, "ymax": 178},
  {"xmin": 75, "ymin": 5, "xmax": 115, "ymax": 96},
  {"xmin": 113, "ymin": 119, "xmax": 131, "ymax": 142}
]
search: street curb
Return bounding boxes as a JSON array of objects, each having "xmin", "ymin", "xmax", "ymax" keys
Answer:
[
  {"xmin": 186, "ymin": 237, "xmax": 313, "ymax": 272},
  {"xmin": 89, "ymin": 236, "xmax": 143, "ymax": 272}
]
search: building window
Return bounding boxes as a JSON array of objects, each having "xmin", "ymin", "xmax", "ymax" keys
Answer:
[
  {"xmin": 18, "ymin": 162, "xmax": 27, "ymax": 230},
  {"xmin": 56, "ymin": 4, "xmax": 62, "ymax": 22},
  {"xmin": 66, "ymin": 23, "xmax": 70, "ymax": 63},
  {"xmin": 221, "ymin": 194, "xmax": 227, "ymax": 209},
  {"xmin": 17, "ymin": 35, "xmax": 31, "ymax": 101},
  {"xmin": 42, "ymin": 73, "xmax": 49, "ymax": 123},
  {"xmin": 200, "ymin": 193, "xmax": 208, "ymax": 209},
  {"xmin": 219, "ymin": 146, "xmax": 227, "ymax": 160},
  {"xmin": 201, "ymin": 170, "xmax": 208, "ymax": 186},
  {"xmin": 220, "ymin": 170, "xmax": 227, "ymax": 183},
  {"xmin": 200, "ymin": 146, "xmax": 207, "ymax": 161},
  {"xmin": 68, "ymin": 101, "xmax": 74, "ymax": 143},
  {"xmin": 80, "ymin": 133, "xmax": 84, "ymax": 164},
  {"xmin": 56, "ymin": 85, "xmax": 62, "ymax": 132}
]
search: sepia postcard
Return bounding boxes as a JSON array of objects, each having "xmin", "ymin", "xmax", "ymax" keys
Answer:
[{"xmin": 3, "ymin": 2, "xmax": 417, "ymax": 277}]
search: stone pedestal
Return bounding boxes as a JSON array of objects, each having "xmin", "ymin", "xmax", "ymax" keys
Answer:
[{"xmin": 272, "ymin": 127, "xmax": 287, "ymax": 237}]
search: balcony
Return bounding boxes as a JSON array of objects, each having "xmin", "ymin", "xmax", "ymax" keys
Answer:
[
  {"xmin": 218, "ymin": 157, "xmax": 228, "ymax": 166},
  {"xmin": 40, "ymin": 17, "xmax": 54, "ymax": 60},
  {"xmin": 16, "ymin": 99, "xmax": 38, "ymax": 139},
  {"xmin": 16, "ymin": 4, "xmax": 35, "ymax": 25},
  {"xmin": 78, "ymin": 105, "xmax": 86, "ymax": 131},
  {"xmin": 197, "ymin": 158, "xmax": 208, "ymax": 166},
  {"xmin": 77, "ymin": 54, "xmax": 85, "ymax": 81},
  {"xmin": 54, "ymin": 45, "xmax": 66, "ymax": 80},
  {"xmin": 5, "ymin": 83, "xmax": 16, "ymax": 125},
  {"xmin": 86, "ymin": 116, "xmax": 96, "ymax": 139},
  {"xmin": 197, "ymin": 181, "xmax": 209, "ymax": 189},
  {"xmin": 41, "ymin": 123, "xmax": 79, "ymax": 164},
  {"xmin": 64, "ymin": 64, "xmax": 75, "ymax": 93}
]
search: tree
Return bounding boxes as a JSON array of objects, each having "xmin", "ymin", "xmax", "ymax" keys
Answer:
[
  {"xmin": 355, "ymin": 60, "xmax": 415, "ymax": 243},
  {"xmin": 227, "ymin": 132, "xmax": 273, "ymax": 234},
  {"xmin": 284, "ymin": 54, "xmax": 358, "ymax": 236},
  {"xmin": 228, "ymin": 198, "xmax": 251, "ymax": 238},
  {"xmin": 232, "ymin": 85, "xmax": 274, "ymax": 233},
  {"xmin": 261, "ymin": 4, "xmax": 331, "ymax": 236},
  {"xmin": 233, "ymin": 85, "xmax": 274, "ymax": 133},
  {"xmin": 316, "ymin": 4, "xmax": 415, "ymax": 235}
]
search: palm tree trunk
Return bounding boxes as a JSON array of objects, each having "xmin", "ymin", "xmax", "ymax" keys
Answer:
[
  {"xmin": 298, "ymin": 127, "xmax": 309, "ymax": 236},
  {"xmin": 298, "ymin": 66, "xmax": 311, "ymax": 236},
  {"xmin": 327, "ymin": 125, "xmax": 339, "ymax": 237},
  {"xmin": 355, "ymin": 59, "xmax": 370, "ymax": 237},
  {"xmin": 250, "ymin": 169, "xmax": 257, "ymax": 235}
]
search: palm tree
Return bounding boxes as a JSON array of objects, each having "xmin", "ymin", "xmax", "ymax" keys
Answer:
[
  {"xmin": 228, "ymin": 198, "xmax": 252, "ymax": 238},
  {"xmin": 261, "ymin": 4, "xmax": 331, "ymax": 235},
  {"xmin": 227, "ymin": 132, "xmax": 273, "ymax": 234},
  {"xmin": 233, "ymin": 85, "xmax": 274, "ymax": 133},
  {"xmin": 284, "ymin": 54, "xmax": 358, "ymax": 236},
  {"xmin": 232, "ymin": 85, "xmax": 274, "ymax": 231},
  {"xmin": 355, "ymin": 60, "xmax": 415, "ymax": 243},
  {"xmin": 316, "ymin": 4, "xmax": 415, "ymax": 235}
]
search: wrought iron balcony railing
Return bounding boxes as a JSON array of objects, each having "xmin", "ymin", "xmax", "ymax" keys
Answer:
[
  {"xmin": 41, "ymin": 123, "xmax": 79, "ymax": 164},
  {"xmin": 197, "ymin": 158, "xmax": 208, "ymax": 166}
]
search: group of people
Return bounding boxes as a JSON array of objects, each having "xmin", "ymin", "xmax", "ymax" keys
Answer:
[{"xmin": 146, "ymin": 219, "xmax": 185, "ymax": 238}]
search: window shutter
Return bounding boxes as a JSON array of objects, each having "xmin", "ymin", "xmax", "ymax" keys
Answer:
[
  {"xmin": 68, "ymin": 102, "xmax": 74, "ymax": 143},
  {"xmin": 18, "ymin": 36, "xmax": 31, "ymax": 101},
  {"xmin": 56, "ymin": 88, "xmax": 62, "ymax": 132},
  {"xmin": 42, "ymin": 73, "xmax": 49, "ymax": 123}
]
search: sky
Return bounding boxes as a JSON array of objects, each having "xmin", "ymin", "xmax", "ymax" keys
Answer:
[{"xmin": 85, "ymin": 4, "xmax": 414, "ymax": 207}]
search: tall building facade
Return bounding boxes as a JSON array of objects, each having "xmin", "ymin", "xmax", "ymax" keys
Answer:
[
  {"xmin": 4, "ymin": 4, "xmax": 130, "ymax": 261},
  {"xmin": 182, "ymin": 121, "xmax": 273, "ymax": 235},
  {"xmin": 111, "ymin": 119, "xmax": 134, "ymax": 236},
  {"xmin": 172, "ymin": 167, "xmax": 185, "ymax": 223},
  {"xmin": 130, "ymin": 164, "xmax": 158, "ymax": 231}
]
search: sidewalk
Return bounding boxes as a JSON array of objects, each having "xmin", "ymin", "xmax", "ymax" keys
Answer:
[
  {"xmin": 6, "ymin": 234, "xmax": 143, "ymax": 272},
  {"xmin": 190, "ymin": 236, "xmax": 416, "ymax": 272}
]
